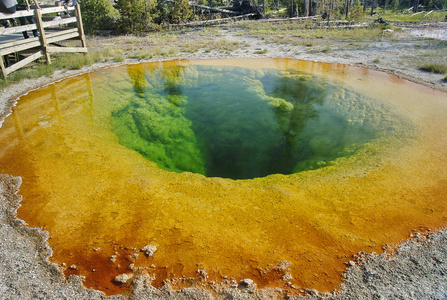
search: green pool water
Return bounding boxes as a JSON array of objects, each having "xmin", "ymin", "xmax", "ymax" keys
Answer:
[{"xmin": 111, "ymin": 63, "xmax": 391, "ymax": 179}]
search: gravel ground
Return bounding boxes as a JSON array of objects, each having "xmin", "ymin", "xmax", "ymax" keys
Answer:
[{"xmin": 0, "ymin": 23, "xmax": 447, "ymax": 299}]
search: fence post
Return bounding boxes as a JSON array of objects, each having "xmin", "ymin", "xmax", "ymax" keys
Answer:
[
  {"xmin": 75, "ymin": 5, "xmax": 87, "ymax": 48},
  {"xmin": 0, "ymin": 57, "xmax": 6, "ymax": 79},
  {"xmin": 34, "ymin": 8, "xmax": 51, "ymax": 64}
]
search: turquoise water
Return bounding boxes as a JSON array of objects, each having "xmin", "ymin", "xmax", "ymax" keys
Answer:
[{"xmin": 111, "ymin": 64, "xmax": 390, "ymax": 179}]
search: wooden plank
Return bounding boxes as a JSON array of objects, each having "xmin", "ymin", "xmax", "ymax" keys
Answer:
[
  {"xmin": 75, "ymin": 4, "xmax": 86, "ymax": 48},
  {"xmin": 46, "ymin": 27, "xmax": 78, "ymax": 37},
  {"xmin": 0, "ymin": 24, "xmax": 38, "ymax": 36},
  {"xmin": 0, "ymin": 30, "xmax": 81, "ymax": 55},
  {"xmin": 1, "ymin": 37, "xmax": 39, "ymax": 52},
  {"xmin": 0, "ymin": 39, "xmax": 41, "ymax": 56},
  {"xmin": 0, "ymin": 10, "xmax": 34, "ymax": 19},
  {"xmin": 46, "ymin": 46, "xmax": 87, "ymax": 53},
  {"xmin": 0, "ymin": 55, "xmax": 6, "ymax": 79},
  {"xmin": 40, "ymin": 6, "xmax": 75, "ymax": 14},
  {"xmin": 46, "ymin": 30, "xmax": 80, "ymax": 44},
  {"xmin": 5, "ymin": 50, "xmax": 42, "ymax": 74},
  {"xmin": 42, "ymin": 17, "xmax": 78, "ymax": 28},
  {"xmin": 0, "ymin": 6, "xmax": 74, "ymax": 20},
  {"xmin": 34, "ymin": 8, "xmax": 51, "ymax": 64},
  {"xmin": 1, "ymin": 19, "xmax": 76, "ymax": 37}
]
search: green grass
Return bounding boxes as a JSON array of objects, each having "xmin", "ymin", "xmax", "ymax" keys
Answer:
[
  {"xmin": 0, "ymin": 52, "xmax": 104, "ymax": 89},
  {"xmin": 53, "ymin": 52, "xmax": 102, "ymax": 70},
  {"xmin": 114, "ymin": 53, "xmax": 125, "ymax": 62},
  {"xmin": 129, "ymin": 50, "xmax": 154, "ymax": 60},
  {"xmin": 238, "ymin": 21, "xmax": 386, "ymax": 46},
  {"xmin": 254, "ymin": 48, "xmax": 268, "ymax": 54},
  {"xmin": 420, "ymin": 63, "xmax": 447, "ymax": 74},
  {"xmin": 375, "ymin": 9, "xmax": 447, "ymax": 22},
  {"xmin": 0, "ymin": 62, "xmax": 53, "ymax": 89}
]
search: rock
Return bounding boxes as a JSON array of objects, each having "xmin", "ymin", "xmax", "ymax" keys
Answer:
[
  {"xmin": 305, "ymin": 288, "xmax": 319, "ymax": 296},
  {"xmin": 282, "ymin": 273, "xmax": 293, "ymax": 281},
  {"xmin": 239, "ymin": 278, "xmax": 256, "ymax": 289},
  {"xmin": 197, "ymin": 269, "xmax": 208, "ymax": 279},
  {"xmin": 129, "ymin": 253, "xmax": 139, "ymax": 260},
  {"xmin": 141, "ymin": 244, "xmax": 157, "ymax": 257},
  {"xmin": 276, "ymin": 261, "xmax": 291, "ymax": 271},
  {"xmin": 229, "ymin": 280, "xmax": 238, "ymax": 288},
  {"xmin": 114, "ymin": 273, "xmax": 132, "ymax": 284}
]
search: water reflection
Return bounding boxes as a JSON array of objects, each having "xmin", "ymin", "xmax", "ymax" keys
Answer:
[{"xmin": 118, "ymin": 62, "xmax": 383, "ymax": 179}]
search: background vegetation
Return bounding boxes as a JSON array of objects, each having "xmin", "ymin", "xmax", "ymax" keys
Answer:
[{"xmin": 79, "ymin": 0, "xmax": 447, "ymax": 33}]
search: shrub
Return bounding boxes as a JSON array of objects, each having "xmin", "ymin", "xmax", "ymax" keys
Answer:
[
  {"xmin": 80, "ymin": 0, "xmax": 119, "ymax": 33},
  {"xmin": 115, "ymin": 0, "xmax": 156, "ymax": 32},
  {"xmin": 153, "ymin": 0, "xmax": 192, "ymax": 25},
  {"xmin": 348, "ymin": 0, "xmax": 365, "ymax": 23}
]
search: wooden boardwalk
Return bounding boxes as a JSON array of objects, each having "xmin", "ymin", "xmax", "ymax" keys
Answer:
[{"xmin": 0, "ymin": 5, "xmax": 87, "ymax": 79}]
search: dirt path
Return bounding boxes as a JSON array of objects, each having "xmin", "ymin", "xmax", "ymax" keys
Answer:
[{"xmin": 0, "ymin": 24, "xmax": 447, "ymax": 299}]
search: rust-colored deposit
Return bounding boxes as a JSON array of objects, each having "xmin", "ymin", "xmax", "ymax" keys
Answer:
[{"xmin": 0, "ymin": 59, "xmax": 446, "ymax": 296}]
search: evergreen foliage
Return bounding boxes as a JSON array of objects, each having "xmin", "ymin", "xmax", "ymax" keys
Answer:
[
  {"xmin": 114, "ymin": 0, "xmax": 156, "ymax": 32},
  {"xmin": 348, "ymin": 0, "xmax": 365, "ymax": 22},
  {"xmin": 153, "ymin": 0, "xmax": 193, "ymax": 24},
  {"xmin": 79, "ymin": 0, "xmax": 447, "ymax": 32},
  {"xmin": 80, "ymin": 0, "xmax": 119, "ymax": 33}
]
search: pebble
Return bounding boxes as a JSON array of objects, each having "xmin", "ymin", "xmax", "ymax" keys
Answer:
[
  {"xmin": 197, "ymin": 269, "xmax": 208, "ymax": 278},
  {"xmin": 276, "ymin": 261, "xmax": 291, "ymax": 271},
  {"xmin": 114, "ymin": 273, "xmax": 132, "ymax": 284},
  {"xmin": 141, "ymin": 244, "xmax": 157, "ymax": 257},
  {"xmin": 129, "ymin": 253, "xmax": 139, "ymax": 260},
  {"xmin": 282, "ymin": 273, "xmax": 293, "ymax": 281},
  {"xmin": 241, "ymin": 278, "xmax": 254, "ymax": 285}
]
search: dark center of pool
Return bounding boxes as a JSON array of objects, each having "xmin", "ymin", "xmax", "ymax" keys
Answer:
[{"xmin": 111, "ymin": 65, "xmax": 378, "ymax": 179}]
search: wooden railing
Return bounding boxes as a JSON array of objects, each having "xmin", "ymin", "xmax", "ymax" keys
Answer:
[{"xmin": 0, "ymin": 5, "xmax": 87, "ymax": 79}]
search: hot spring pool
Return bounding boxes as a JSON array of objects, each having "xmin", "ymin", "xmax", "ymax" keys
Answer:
[{"xmin": 0, "ymin": 58, "xmax": 446, "ymax": 295}]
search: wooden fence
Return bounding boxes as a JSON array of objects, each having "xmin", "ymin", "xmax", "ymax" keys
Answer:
[{"xmin": 0, "ymin": 5, "xmax": 87, "ymax": 79}]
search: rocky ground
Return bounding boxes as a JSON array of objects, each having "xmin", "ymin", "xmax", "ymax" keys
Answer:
[{"xmin": 0, "ymin": 22, "xmax": 447, "ymax": 299}]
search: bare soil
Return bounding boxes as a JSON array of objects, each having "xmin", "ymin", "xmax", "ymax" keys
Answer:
[{"xmin": 0, "ymin": 22, "xmax": 447, "ymax": 299}]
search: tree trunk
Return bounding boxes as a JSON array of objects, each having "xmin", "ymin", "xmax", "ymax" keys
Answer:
[
  {"xmin": 413, "ymin": 0, "xmax": 419, "ymax": 12},
  {"xmin": 290, "ymin": 0, "xmax": 294, "ymax": 17},
  {"xmin": 344, "ymin": 0, "xmax": 350, "ymax": 17}
]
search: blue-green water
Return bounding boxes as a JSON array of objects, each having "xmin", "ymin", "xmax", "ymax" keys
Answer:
[{"xmin": 111, "ymin": 64, "xmax": 392, "ymax": 179}]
